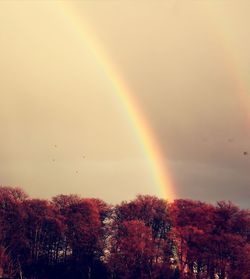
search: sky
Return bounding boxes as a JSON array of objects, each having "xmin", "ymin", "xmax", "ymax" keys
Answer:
[{"xmin": 0, "ymin": 0, "xmax": 250, "ymax": 207}]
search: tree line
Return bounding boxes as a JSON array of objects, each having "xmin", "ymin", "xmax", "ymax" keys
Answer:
[{"xmin": 0, "ymin": 186, "xmax": 249, "ymax": 279}]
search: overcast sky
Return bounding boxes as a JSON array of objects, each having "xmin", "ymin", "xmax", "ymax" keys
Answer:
[{"xmin": 0, "ymin": 1, "xmax": 249, "ymax": 207}]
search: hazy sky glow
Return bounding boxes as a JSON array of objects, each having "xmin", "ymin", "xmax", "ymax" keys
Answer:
[{"xmin": 0, "ymin": 1, "xmax": 250, "ymax": 207}]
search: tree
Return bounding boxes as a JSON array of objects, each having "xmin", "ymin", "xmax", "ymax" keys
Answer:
[
  {"xmin": 170, "ymin": 199, "xmax": 250, "ymax": 279},
  {"xmin": 22, "ymin": 199, "xmax": 65, "ymax": 278},
  {"xmin": 52, "ymin": 195, "xmax": 107, "ymax": 279},
  {"xmin": 0, "ymin": 186, "xmax": 27, "ymax": 278},
  {"xmin": 170, "ymin": 199, "xmax": 216, "ymax": 278},
  {"xmin": 110, "ymin": 195, "xmax": 175, "ymax": 278},
  {"xmin": 108, "ymin": 220, "xmax": 157, "ymax": 278}
]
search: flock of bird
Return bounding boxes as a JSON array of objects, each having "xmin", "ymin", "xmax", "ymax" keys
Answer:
[
  {"xmin": 51, "ymin": 144, "xmax": 86, "ymax": 174},
  {"xmin": 50, "ymin": 137, "xmax": 248, "ymax": 175}
]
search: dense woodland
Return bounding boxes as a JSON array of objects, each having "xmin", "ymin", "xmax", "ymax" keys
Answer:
[{"xmin": 0, "ymin": 186, "xmax": 250, "ymax": 279}]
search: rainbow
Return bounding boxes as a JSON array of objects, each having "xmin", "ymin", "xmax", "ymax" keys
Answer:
[{"xmin": 59, "ymin": 3, "xmax": 175, "ymax": 201}]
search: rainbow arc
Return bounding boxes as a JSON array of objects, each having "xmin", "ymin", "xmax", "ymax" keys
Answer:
[{"xmin": 59, "ymin": 2, "xmax": 176, "ymax": 201}]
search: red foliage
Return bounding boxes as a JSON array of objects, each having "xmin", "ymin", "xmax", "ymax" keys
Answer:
[{"xmin": 0, "ymin": 187, "xmax": 249, "ymax": 279}]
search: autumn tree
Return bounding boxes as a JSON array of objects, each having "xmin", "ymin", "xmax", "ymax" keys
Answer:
[
  {"xmin": 210, "ymin": 201, "xmax": 250, "ymax": 279},
  {"xmin": 109, "ymin": 220, "xmax": 158, "ymax": 278},
  {"xmin": 170, "ymin": 199, "xmax": 216, "ymax": 278},
  {"xmin": 0, "ymin": 186, "xmax": 27, "ymax": 278},
  {"xmin": 21, "ymin": 199, "xmax": 65, "ymax": 278},
  {"xmin": 109, "ymin": 195, "xmax": 175, "ymax": 278},
  {"xmin": 52, "ymin": 195, "xmax": 109, "ymax": 279},
  {"xmin": 170, "ymin": 199, "xmax": 250, "ymax": 279}
]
